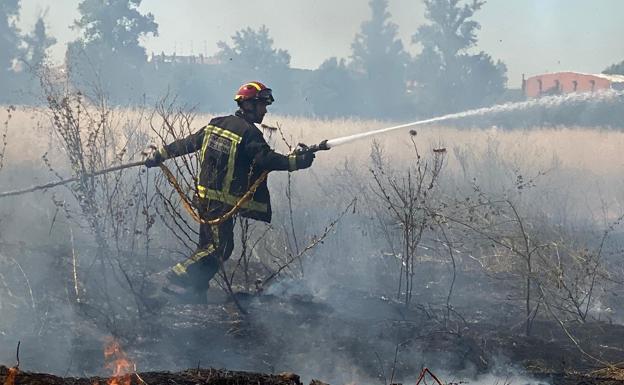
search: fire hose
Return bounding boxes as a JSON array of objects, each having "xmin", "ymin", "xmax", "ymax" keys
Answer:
[
  {"xmin": 0, "ymin": 160, "xmax": 147, "ymax": 198},
  {"xmin": 0, "ymin": 109, "xmax": 450, "ymax": 223},
  {"xmin": 0, "ymin": 108, "xmax": 470, "ymax": 203},
  {"xmin": 0, "ymin": 111, "xmax": 439, "ymax": 219},
  {"xmin": 0, "ymin": 141, "xmax": 331, "ymax": 225}
]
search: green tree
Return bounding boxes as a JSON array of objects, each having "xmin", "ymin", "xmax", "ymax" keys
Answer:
[
  {"xmin": 411, "ymin": 0, "xmax": 507, "ymax": 114},
  {"xmin": 215, "ymin": 25, "xmax": 292, "ymax": 114},
  {"xmin": 216, "ymin": 25, "xmax": 290, "ymax": 71},
  {"xmin": 23, "ymin": 15, "xmax": 57, "ymax": 71},
  {"xmin": 72, "ymin": 0, "xmax": 157, "ymax": 64},
  {"xmin": 350, "ymin": 0, "xmax": 409, "ymax": 117},
  {"xmin": 0, "ymin": 0, "xmax": 21, "ymax": 86},
  {"xmin": 309, "ymin": 57, "xmax": 359, "ymax": 117},
  {"xmin": 67, "ymin": 0, "xmax": 158, "ymax": 101},
  {"xmin": 604, "ymin": 60, "xmax": 624, "ymax": 75}
]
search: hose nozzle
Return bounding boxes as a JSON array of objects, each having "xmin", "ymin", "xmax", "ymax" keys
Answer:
[{"xmin": 294, "ymin": 139, "xmax": 330, "ymax": 155}]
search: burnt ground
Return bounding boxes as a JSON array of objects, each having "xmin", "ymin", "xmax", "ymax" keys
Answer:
[
  {"xmin": 4, "ymin": 293, "xmax": 624, "ymax": 385},
  {"xmin": 0, "ymin": 365, "xmax": 310, "ymax": 385},
  {"xmin": 1, "ymin": 364, "xmax": 623, "ymax": 385},
  {"xmin": 3, "ymin": 259, "xmax": 624, "ymax": 385}
]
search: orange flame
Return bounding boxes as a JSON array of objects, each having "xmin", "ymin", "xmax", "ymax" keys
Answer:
[
  {"xmin": 103, "ymin": 336, "xmax": 134, "ymax": 385},
  {"xmin": 3, "ymin": 367, "xmax": 18, "ymax": 385}
]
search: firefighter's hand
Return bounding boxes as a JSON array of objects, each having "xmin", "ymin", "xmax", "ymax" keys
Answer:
[
  {"xmin": 295, "ymin": 152, "xmax": 315, "ymax": 170},
  {"xmin": 143, "ymin": 146, "xmax": 165, "ymax": 168}
]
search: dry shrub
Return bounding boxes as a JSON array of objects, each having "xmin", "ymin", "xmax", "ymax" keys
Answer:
[{"xmin": 1, "ymin": 97, "xmax": 624, "ymax": 335}]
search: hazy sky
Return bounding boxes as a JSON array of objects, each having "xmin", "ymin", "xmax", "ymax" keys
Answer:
[{"xmin": 16, "ymin": 0, "xmax": 624, "ymax": 88}]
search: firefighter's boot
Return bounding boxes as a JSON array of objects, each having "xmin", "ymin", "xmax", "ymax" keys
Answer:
[{"xmin": 162, "ymin": 270, "xmax": 209, "ymax": 305}]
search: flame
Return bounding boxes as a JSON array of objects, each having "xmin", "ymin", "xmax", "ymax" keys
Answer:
[
  {"xmin": 3, "ymin": 367, "xmax": 18, "ymax": 385},
  {"xmin": 103, "ymin": 336, "xmax": 134, "ymax": 385}
]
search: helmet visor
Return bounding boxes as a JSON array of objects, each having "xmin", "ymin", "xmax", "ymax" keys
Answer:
[{"xmin": 257, "ymin": 88, "xmax": 275, "ymax": 105}]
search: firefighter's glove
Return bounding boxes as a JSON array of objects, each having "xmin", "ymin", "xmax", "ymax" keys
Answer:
[
  {"xmin": 144, "ymin": 147, "xmax": 165, "ymax": 168},
  {"xmin": 295, "ymin": 152, "xmax": 315, "ymax": 170}
]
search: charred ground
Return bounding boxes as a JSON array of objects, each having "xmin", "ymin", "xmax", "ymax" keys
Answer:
[{"xmin": 2, "ymin": 91, "xmax": 624, "ymax": 384}]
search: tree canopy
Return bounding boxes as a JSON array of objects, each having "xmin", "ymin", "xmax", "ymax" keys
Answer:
[
  {"xmin": 72, "ymin": 0, "xmax": 158, "ymax": 63},
  {"xmin": 350, "ymin": 0, "xmax": 409, "ymax": 117},
  {"xmin": 414, "ymin": 0, "xmax": 484, "ymax": 65},
  {"xmin": 308, "ymin": 57, "xmax": 359, "ymax": 117},
  {"xmin": 216, "ymin": 25, "xmax": 290, "ymax": 71},
  {"xmin": 23, "ymin": 16, "xmax": 57, "ymax": 70},
  {"xmin": 0, "ymin": 0, "xmax": 21, "ymax": 73},
  {"xmin": 411, "ymin": 0, "xmax": 507, "ymax": 114},
  {"xmin": 67, "ymin": 0, "xmax": 158, "ymax": 101},
  {"xmin": 604, "ymin": 60, "xmax": 624, "ymax": 75},
  {"xmin": 2, "ymin": 0, "xmax": 518, "ymax": 117}
]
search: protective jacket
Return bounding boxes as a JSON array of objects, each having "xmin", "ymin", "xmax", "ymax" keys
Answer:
[{"xmin": 161, "ymin": 111, "xmax": 297, "ymax": 223}]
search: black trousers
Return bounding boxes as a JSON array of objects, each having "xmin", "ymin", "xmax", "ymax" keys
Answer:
[{"xmin": 171, "ymin": 212, "xmax": 235, "ymax": 291}]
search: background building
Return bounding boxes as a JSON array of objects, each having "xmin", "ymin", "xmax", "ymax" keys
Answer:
[{"xmin": 523, "ymin": 72, "xmax": 624, "ymax": 98}]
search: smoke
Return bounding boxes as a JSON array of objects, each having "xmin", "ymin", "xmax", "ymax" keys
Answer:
[{"xmin": 2, "ymin": 94, "xmax": 624, "ymax": 384}]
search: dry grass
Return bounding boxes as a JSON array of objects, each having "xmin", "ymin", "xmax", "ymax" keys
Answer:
[
  {"xmin": 278, "ymin": 118, "xmax": 624, "ymax": 177},
  {"xmin": 2, "ymin": 104, "xmax": 624, "ymax": 180}
]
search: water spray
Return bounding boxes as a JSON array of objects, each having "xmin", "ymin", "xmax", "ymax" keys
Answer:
[
  {"xmin": 324, "ymin": 89, "xmax": 624, "ymax": 149},
  {"xmin": 0, "ymin": 89, "xmax": 622, "ymax": 199}
]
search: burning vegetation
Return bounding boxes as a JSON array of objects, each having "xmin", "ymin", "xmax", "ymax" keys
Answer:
[
  {"xmin": 1, "ymin": 72, "xmax": 624, "ymax": 385},
  {"xmin": 1, "ymin": 3, "xmax": 624, "ymax": 379}
]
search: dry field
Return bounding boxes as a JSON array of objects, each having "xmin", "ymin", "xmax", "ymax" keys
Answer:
[
  {"xmin": 2, "ymin": 104, "xmax": 623, "ymax": 221},
  {"xmin": 3, "ymin": 104, "xmax": 624, "ymax": 384},
  {"xmin": 3, "ymin": 105, "xmax": 624, "ymax": 174}
]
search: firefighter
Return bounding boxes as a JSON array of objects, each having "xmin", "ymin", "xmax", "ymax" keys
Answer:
[{"xmin": 145, "ymin": 81, "xmax": 315, "ymax": 303}]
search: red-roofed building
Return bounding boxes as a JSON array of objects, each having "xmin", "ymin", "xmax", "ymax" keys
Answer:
[{"xmin": 523, "ymin": 72, "xmax": 624, "ymax": 98}]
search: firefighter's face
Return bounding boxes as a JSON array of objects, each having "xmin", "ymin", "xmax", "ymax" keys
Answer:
[
  {"xmin": 241, "ymin": 100, "xmax": 268, "ymax": 123},
  {"xmin": 254, "ymin": 101, "xmax": 268, "ymax": 123}
]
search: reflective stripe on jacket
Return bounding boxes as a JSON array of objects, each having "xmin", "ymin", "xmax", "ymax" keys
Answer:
[{"xmin": 162, "ymin": 111, "xmax": 296, "ymax": 223}]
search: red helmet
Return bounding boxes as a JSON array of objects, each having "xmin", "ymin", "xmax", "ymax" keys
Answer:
[{"xmin": 234, "ymin": 81, "xmax": 274, "ymax": 105}]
